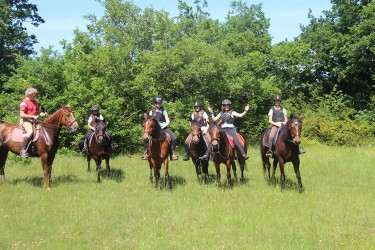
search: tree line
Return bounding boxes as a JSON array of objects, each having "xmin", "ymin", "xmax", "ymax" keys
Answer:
[{"xmin": 1, "ymin": 0, "xmax": 374, "ymax": 152}]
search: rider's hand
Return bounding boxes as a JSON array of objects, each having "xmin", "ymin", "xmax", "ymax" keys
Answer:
[
  {"xmin": 245, "ymin": 104, "xmax": 250, "ymax": 111},
  {"xmin": 33, "ymin": 115, "xmax": 39, "ymax": 120},
  {"xmin": 208, "ymin": 106, "xmax": 213, "ymax": 113}
]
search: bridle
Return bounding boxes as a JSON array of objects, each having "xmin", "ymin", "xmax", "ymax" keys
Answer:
[
  {"xmin": 143, "ymin": 118, "xmax": 165, "ymax": 141},
  {"xmin": 209, "ymin": 123, "xmax": 230, "ymax": 159},
  {"xmin": 284, "ymin": 119, "xmax": 301, "ymax": 144}
]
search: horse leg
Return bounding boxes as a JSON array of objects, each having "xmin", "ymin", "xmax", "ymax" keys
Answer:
[
  {"xmin": 292, "ymin": 157, "xmax": 303, "ymax": 192},
  {"xmin": 40, "ymin": 154, "xmax": 51, "ymax": 191},
  {"xmin": 214, "ymin": 162, "xmax": 221, "ymax": 184},
  {"xmin": 239, "ymin": 158, "xmax": 245, "ymax": 182},
  {"xmin": 202, "ymin": 160, "xmax": 209, "ymax": 185},
  {"xmin": 96, "ymin": 159, "xmax": 102, "ymax": 183},
  {"xmin": 105, "ymin": 157, "xmax": 111, "ymax": 180},
  {"xmin": 154, "ymin": 163, "xmax": 161, "ymax": 191},
  {"xmin": 271, "ymin": 159, "xmax": 277, "ymax": 183},
  {"xmin": 87, "ymin": 155, "xmax": 92, "ymax": 172},
  {"xmin": 226, "ymin": 162, "xmax": 232, "ymax": 188},
  {"xmin": 278, "ymin": 158, "xmax": 286, "ymax": 190},
  {"xmin": 164, "ymin": 159, "xmax": 171, "ymax": 191},
  {"xmin": 0, "ymin": 147, "xmax": 9, "ymax": 183},
  {"xmin": 231, "ymin": 161, "xmax": 237, "ymax": 180}
]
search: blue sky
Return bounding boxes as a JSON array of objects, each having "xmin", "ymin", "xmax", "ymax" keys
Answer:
[{"xmin": 26, "ymin": 0, "xmax": 332, "ymax": 52}]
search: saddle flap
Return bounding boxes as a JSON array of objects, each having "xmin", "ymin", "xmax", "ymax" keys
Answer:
[{"xmin": 11, "ymin": 124, "xmax": 41, "ymax": 143}]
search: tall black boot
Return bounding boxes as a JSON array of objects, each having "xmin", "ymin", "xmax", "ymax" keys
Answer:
[
  {"xmin": 199, "ymin": 143, "xmax": 211, "ymax": 160},
  {"xmin": 82, "ymin": 138, "xmax": 88, "ymax": 154},
  {"xmin": 20, "ymin": 137, "xmax": 31, "ymax": 158},
  {"xmin": 237, "ymin": 145, "xmax": 249, "ymax": 160}
]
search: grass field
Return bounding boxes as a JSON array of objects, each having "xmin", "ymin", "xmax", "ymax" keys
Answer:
[{"xmin": 0, "ymin": 145, "xmax": 374, "ymax": 249}]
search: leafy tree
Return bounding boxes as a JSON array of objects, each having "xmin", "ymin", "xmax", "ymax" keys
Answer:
[{"xmin": 0, "ymin": 0, "xmax": 44, "ymax": 86}]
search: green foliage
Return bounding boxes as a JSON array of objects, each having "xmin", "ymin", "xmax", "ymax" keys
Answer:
[{"xmin": 0, "ymin": 0, "xmax": 44, "ymax": 85}]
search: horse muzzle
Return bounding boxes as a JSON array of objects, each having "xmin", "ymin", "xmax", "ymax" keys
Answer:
[
  {"xmin": 293, "ymin": 136, "xmax": 301, "ymax": 145},
  {"xmin": 68, "ymin": 121, "xmax": 79, "ymax": 133}
]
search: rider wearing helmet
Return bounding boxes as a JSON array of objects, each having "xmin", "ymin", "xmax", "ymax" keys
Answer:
[
  {"xmin": 19, "ymin": 87, "xmax": 48, "ymax": 157},
  {"xmin": 266, "ymin": 95, "xmax": 305, "ymax": 157},
  {"xmin": 266, "ymin": 95, "xmax": 287, "ymax": 157},
  {"xmin": 142, "ymin": 96, "xmax": 179, "ymax": 160},
  {"xmin": 183, "ymin": 101, "xmax": 211, "ymax": 161},
  {"xmin": 82, "ymin": 105, "xmax": 117, "ymax": 154},
  {"xmin": 199, "ymin": 99, "xmax": 250, "ymax": 161}
]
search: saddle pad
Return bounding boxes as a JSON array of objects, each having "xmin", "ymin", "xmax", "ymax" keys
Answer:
[
  {"xmin": 226, "ymin": 133, "xmax": 246, "ymax": 149},
  {"xmin": 264, "ymin": 128, "xmax": 280, "ymax": 148},
  {"xmin": 12, "ymin": 127, "xmax": 25, "ymax": 142}
]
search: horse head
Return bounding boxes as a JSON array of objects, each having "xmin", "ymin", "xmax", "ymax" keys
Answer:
[
  {"xmin": 209, "ymin": 121, "xmax": 222, "ymax": 153},
  {"xmin": 190, "ymin": 119, "xmax": 202, "ymax": 144},
  {"xmin": 94, "ymin": 120, "xmax": 107, "ymax": 145},
  {"xmin": 286, "ymin": 115, "xmax": 303, "ymax": 145},
  {"xmin": 60, "ymin": 105, "xmax": 78, "ymax": 132},
  {"xmin": 142, "ymin": 113, "xmax": 159, "ymax": 140}
]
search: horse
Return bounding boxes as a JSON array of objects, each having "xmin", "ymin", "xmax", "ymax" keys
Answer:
[
  {"xmin": 0, "ymin": 105, "xmax": 78, "ymax": 190},
  {"xmin": 85, "ymin": 120, "xmax": 112, "ymax": 183},
  {"xmin": 207, "ymin": 122, "xmax": 248, "ymax": 187},
  {"xmin": 187, "ymin": 119, "xmax": 209, "ymax": 184},
  {"xmin": 260, "ymin": 116, "xmax": 303, "ymax": 191},
  {"xmin": 142, "ymin": 113, "xmax": 171, "ymax": 191}
]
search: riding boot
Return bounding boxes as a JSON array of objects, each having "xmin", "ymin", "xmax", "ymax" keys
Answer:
[
  {"xmin": 20, "ymin": 137, "xmax": 31, "ymax": 158},
  {"xmin": 266, "ymin": 148, "xmax": 273, "ymax": 157},
  {"xmin": 82, "ymin": 138, "xmax": 88, "ymax": 154},
  {"xmin": 299, "ymin": 146, "xmax": 306, "ymax": 154},
  {"xmin": 111, "ymin": 141, "xmax": 118, "ymax": 150},
  {"xmin": 237, "ymin": 145, "xmax": 249, "ymax": 160},
  {"xmin": 141, "ymin": 139, "xmax": 149, "ymax": 160},
  {"xmin": 183, "ymin": 144, "xmax": 190, "ymax": 161},
  {"xmin": 171, "ymin": 148, "xmax": 179, "ymax": 161},
  {"xmin": 199, "ymin": 143, "xmax": 211, "ymax": 160}
]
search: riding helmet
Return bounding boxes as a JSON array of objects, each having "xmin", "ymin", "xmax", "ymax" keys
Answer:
[
  {"xmin": 194, "ymin": 101, "xmax": 202, "ymax": 107},
  {"xmin": 222, "ymin": 99, "xmax": 231, "ymax": 105},
  {"xmin": 153, "ymin": 96, "xmax": 163, "ymax": 103},
  {"xmin": 273, "ymin": 95, "xmax": 282, "ymax": 101},
  {"xmin": 91, "ymin": 105, "xmax": 99, "ymax": 111}
]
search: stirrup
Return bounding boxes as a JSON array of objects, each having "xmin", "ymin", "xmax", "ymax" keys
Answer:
[
  {"xmin": 266, "ymin": 150, "xmax": 273, "ymax": 157},
  {"xmin": 243, "ymin": 154, "xmax": 249, "ymax": 160},
  {"xmin": 171, "ymin": 154, "xmax": 179, "ymax": 161},
  {"xmin": 183, "ymin": 155, "xmax": 189, "ymax": 161},
  {"xmin": 20, "ymin": 150, "xmax": 28, "ymax": 158},
  {"xmin": 141, "ymin": 152, "xmax": 149, "ymax": 160},
  {"xmin": 199, "ymin": 154, "xmax": 209, "ymax": 160}
]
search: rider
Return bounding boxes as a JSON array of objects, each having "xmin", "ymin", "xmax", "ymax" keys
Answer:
[
  {"xmin": 199, "ymin": 99, "xmax": 250, "ymax": 161},
  {"xmin": 142, "ymin": 96, "xmax": 179, "ymax": 161},
  {"xmin": 19, "ymin": 87, "xmax": 48, "ymax": 157},
  {"xmin": 82, "ymin": 105, "xmax": 117, "ymax": 154},
  {"xmin": 266, "ymin": 95, "xmax": 305, "ymax": 157},
  {"xmin": 183, "ymin": 101, "xmax": 211, "ymax": 161}
]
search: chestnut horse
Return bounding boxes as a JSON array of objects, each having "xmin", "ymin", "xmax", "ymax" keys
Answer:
[
  {"xmin": 187, "ymin": 119, "xmax": 209, "ymax": 184},
  {"xmin": 208, "ymin": 122, "xmax": 247, "ymax": 187},
  {"xmin": 142, "ymin": 113, "xmax": 171, "ymax": 191},
  {"xmin": 86, "ymin": 120, "xmax": 111, "ymax": 183},
  {"xmin": 0, "ymin": 106, "xmax": 78, "ymax": 190},
  {"xmin": 260, "ymin": 116, "xmax": 303, "ymax": 191}
]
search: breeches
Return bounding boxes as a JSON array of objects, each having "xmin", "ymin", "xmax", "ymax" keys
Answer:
[
  {"xmin": 22, "ymin": 121, "xmax": 33, "ymax": 138},
  {"xmin": 222, "ymin": 127, "xmax": 243, "ymax": 149},
  {"xmin": 185, "ymin": 132, "xmax": 211, "ymax": 146},
  {"xmin": 268, "ymin": 126, "xmax": 278, "ymax": 146}
]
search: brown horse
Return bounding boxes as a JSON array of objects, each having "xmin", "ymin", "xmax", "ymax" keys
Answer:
[
  {"xmin": 260, "ymin": 116, "xmax": 303, "ymax": 191},
  {"xmin": 187, "ymin": 119, "xmax": 209, "ymax": 184},
  {"xmin": 86, "ymin": 120, "xmax": 111, "ymax": 183},
  {"xmin": 142, "ymin": 113, "xmax": 171, "ymax": 191},
  {"xmin": 0, "ymin": 105, "xmax": 78, "ymax": 190},
  {"xmin": 208, "ymin": 122, "xmax": 248, "ymax": 187}
]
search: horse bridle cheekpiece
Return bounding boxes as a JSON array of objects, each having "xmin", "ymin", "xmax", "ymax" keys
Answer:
[
  {"xmin": 288, "ymin": 118, "xmax": 301, "ymax": 144},
  {"xmin": 62, "ymin": 107, "xmax": 77, "ymax": 132}
]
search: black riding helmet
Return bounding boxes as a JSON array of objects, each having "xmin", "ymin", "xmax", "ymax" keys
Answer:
[
  {"xmin": 194, "ymin": 101, "xmax": 202, "ymax": 107},
  {"xmin": 153, "ymin": 96, "xmax": 163, "ymax": 103},
  {"xmin": 222, "ymin": 99, "xmax": 231, "ymax": 105},
  {"xmin": 91, "ymin": 105, "xmax": 99, "ymax": 111},
  {"xmin": 274, "ymin": 95, "xmax": 282, "ymax": 101}
]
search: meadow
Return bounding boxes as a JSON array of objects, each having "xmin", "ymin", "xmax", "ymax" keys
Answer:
[{"xmin": 0, "ymin": 145, "xmax": 374, "ymax": 249}]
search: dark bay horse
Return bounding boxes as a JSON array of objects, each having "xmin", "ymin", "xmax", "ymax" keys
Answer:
[
  {"xmin": 142, "ymin": 113, "xmax": 171, "ymax": 191},
  {"xmin": 86, "ymin": 120, "xmax": 111, "ymax": 183},
  {"xmin": 260, "ymin": 116, "xmax": 303, "ymax": 191},
  {"xmin": 187, "ymin": 119, "xmax": 209, "ymax": 184},
  {"xmin": 208, "ymin": 122, "xmax": 248, "ymax": 187},
  {"xmin": 0, "ymin": 106, "xmax": 78, "ymax": 190}
]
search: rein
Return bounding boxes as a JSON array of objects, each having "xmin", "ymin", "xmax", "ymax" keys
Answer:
[{"xmin": 210, "ymin": 127, "xmax": 231, "ymax": 160}]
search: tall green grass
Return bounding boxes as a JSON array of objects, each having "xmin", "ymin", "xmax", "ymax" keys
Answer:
[{"xmin": 0, "ymin": 145, "xmax": 374, "ymax": 249}]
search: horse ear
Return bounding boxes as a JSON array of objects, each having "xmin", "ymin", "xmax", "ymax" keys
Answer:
[
  {"xmin": 143, "ymin": 113, "xmax": 148, "ymax": 119},
  {"xmin": 217, "ymin": 120, "xmax": 222, "ymax": 126},
  {"xmin": 298, "ymin": 114, "xmax": 304, "ymax": 121}
]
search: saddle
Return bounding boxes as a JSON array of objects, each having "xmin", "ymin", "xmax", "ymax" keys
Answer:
[
  {"xmin": 11, "ymin": 123, "xmax": 41, "ymax": 143},
  {"xmin": 264, "ymin": 128, "xmax": 281, "ymax": 149}
]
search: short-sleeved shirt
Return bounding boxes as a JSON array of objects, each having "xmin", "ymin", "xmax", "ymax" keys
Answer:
[
  {"xmin": 88, "ymin": 114, "xmax": 104, "ymax": 124},
  {"xmin": 268, "ymin": 107, "xmax": 287, "ymax": 118},
  {"xmin": 191, "ymin": 112, "xmax": 209, "ymax": 130},
  {"xmin": 149, "ymin": 109, "xmax": 168, "ymax": 128},
  {"xmin": 20, "ymin": 98, "xmax": 39, "ymax": 115}
]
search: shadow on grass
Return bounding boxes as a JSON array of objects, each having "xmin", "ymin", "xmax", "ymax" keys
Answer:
[
  {"xmin": 194, "ymin": 172, "xmax": 250, "ymax": 189},
  {"xmin": 9, "ymin": 174, "xmax": 83, "ymax": 188},
  {"xmin": 96, "ymin": 167, "xmax": 125, "ymax": 183},
  {"xmin": 267, "ymin": 175, "xmax": 304, "ymax": 193}
]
